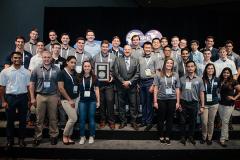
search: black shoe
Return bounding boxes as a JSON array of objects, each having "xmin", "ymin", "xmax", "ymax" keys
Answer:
[
  {"xmin": 188, "ymin": 136, "xmax": 196, "ymax": 145},
  {"xmin": 6, "ymin": 141, "xmax": 14, "ymax": 149},
  {"xmin": 51, "ymin": 137, "xmax": 58, "ymax": 145},
  {"xmin": 131, "ymin": 123, "xmax": 139, "ymax": 131},
  {"xmin": 160, "ymin": 137, "xmax": 166, "ymax": 144},
  {"xmin": 219, "ymin": 141, "xmax": 227, "ymax": 147},
  {"xmin": 33, "ymin": 139, "xmax": 41, "ymax": 146},
  {"xmin": 165, "ymin": 137, "xmax": 171, "ymax": 145},
  {"xmin": 206, "ymin": 140, "xmax": 212, "ymax": 145},
  {"xmin": 180, "ymin": 137, "xmax": 186, "ymax": 145},
  {"xmin": 118, "ymin": 123, "xmax": 127, "ymax": 129},
  {"xmin": 144, "ymin": 124, "xmax": 153, "ymax": 131},
  {"xmin": 18, "ymin": 138, "xmax": 27, "ymax": 147},
  {"xmin": 139, "ymin": 123, "xmax": 146, "ymax": 127},
  {"xmin": 200, "ymin": 138, "xmax": 206, "ymax": 144},
  {"xmin": 229, "ymin": 124, "xmax": 234, "ymax": 131}
]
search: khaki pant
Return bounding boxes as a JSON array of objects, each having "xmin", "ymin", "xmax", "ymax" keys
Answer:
[
  {"xmin": 201, "ymin": 104, "xmax": 218, "ymax": 140},
  {"xmin": 218, "ymin": 104, "xmax": 234, "ymax": 142},
  {"xmin": 61, "ymin": 98, "xmax": 79, "ymax": 136},
  {"xmin": 34, "ymin": 94, "xmax": 59, "ymax": 139}
]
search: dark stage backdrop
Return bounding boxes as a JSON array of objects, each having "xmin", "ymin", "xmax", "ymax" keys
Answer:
[{"xmin": 44, "ymin": 2, "xmax": 240, "ymax": 51}]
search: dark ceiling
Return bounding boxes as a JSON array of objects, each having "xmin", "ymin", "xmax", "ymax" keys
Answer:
[{"xmin": 135, "ymin": 0, "xmax": 240, "ymax": 7}]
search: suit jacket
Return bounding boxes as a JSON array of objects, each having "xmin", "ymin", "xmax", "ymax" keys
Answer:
[{"xmin": 114, "ymin": 56, "xmax": 140, "ymax": 88}]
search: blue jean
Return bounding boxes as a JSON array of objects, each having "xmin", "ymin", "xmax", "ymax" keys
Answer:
[{"xmin": 78, "ymin": 101, "xmax": 96, "ymax": 137}]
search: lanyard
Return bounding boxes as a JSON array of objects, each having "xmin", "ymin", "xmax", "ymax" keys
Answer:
[
  {"xmin": 75, "ymin": 52, "xmax": 84, "ymax": 65},
  {"xmin": 42, "ymin": 67, "xmax": 52, "ymax": 81},
  {"xmin": 205, "ymin": 79, "xmax": 214, "ymax": 94},
  {"xmin": 144, "ymin": 56, "xmax": 152, "ymax": 67},
  {"xmin": 100, "ymin": 53, "xmax": 110, "ymax": 62},
  {"xmin": 60, "ymin": 47, "xmax": 69, "ymax": 57},
  {"xmin": 165, "ymin": 76, "xmax": 174, "ymax": 88},
  {"xmin": 50, "ymin": 45, "xmax": 52, "ymax": 52},
  {"xmin": 64, "ymin": 68, "xmax": 75, "ymax": 85},
  {"xmin": 83, "ymin": 76, "xmax": 92, "ymax": 91}
]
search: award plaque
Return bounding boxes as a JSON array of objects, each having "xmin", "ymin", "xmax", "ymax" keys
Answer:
[{"xmin": 95, "ymin": 62, "xmax": 109, "ymax": 81}]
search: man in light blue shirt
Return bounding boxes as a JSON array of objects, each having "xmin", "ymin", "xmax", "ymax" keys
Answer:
[
  {"xmin": 190, "ymin": 40, "xmax": 204, "ymax": 76},
  {"xmin": 84, "ymin": 29, "xmax": 101, "ymax": 58}
]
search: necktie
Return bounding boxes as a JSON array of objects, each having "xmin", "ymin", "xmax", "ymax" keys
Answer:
[{"xmin": 125, "ymin": 58, "xmax": 130, "ymax": 71}]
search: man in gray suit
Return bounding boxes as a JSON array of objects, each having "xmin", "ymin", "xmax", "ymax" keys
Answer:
[{"xmin": 114, "ymin": 45, "xmax": 140, "ymax": 130}]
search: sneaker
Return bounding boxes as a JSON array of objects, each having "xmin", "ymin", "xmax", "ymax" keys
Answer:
[
  {"xmin": 165, "ymin": 137, "xmax": 171, "ymax": 145},
  {"xmin": 160, "ymin": 137, "xmax": 166, "ymax": 144},
  {"xmin": 88, "ymin": 136, "xmax": 94, "ymax": 144},
  {"xmin": 79, "ymin": 137, "xmax": 86, "ymax": 145}
]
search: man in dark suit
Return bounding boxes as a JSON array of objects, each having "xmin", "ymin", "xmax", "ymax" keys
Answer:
[
  {"xmin": 200, "ymin": 36, "xmax": 219, "ymax": 62},
  {"xmin": 114, "ymin": 45, "xmax": 140, "ymax": 130}
]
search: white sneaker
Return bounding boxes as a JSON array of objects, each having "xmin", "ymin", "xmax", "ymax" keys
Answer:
[
  {"xmin": 88, "ymin": 136, "xmax": 94, "ymax": 144},
  {"xmin": 79, "ymin": 137, "xmax": 86, "ymax": 145}
]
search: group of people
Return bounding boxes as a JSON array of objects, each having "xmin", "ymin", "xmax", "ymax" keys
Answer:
[{"xmin": 0, "ymin": 27, "xmax": 240, "ymax": 149}]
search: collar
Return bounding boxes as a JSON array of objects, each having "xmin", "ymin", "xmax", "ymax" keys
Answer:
[
  {"xmin": 220, "ymin": 58, "xmax": 228, "ymax": 62},
  {"xmin": 132, "ymin": 45, "xmax": 141, "ymax": 50},
  {"xmin": 101, "ymin": 52, "xmax": 109, "ymax": 57},
  {"xmin": 29, "ymin": 39, "xmax": 37, "ymax": 45},
  {"xmin": 41, "ymin": 64, "xmax": 54, "ymax": 70},
  {"xmin": 9, "ymin": 65, "xmax": 24, "ymax": 71},
  {"xmin": 143, "ymin": 53, "xmax": 151, "ymax": 58},
  {"xmin": 85, "ymin": 41, "xmax": 97, "ymax": 46},
  {"xmin": 50, "ymin": 40, "xmax": 59, "ymax": 44},
  {"xmin": 61, "ymin": 45, "xmax": 69, "ymax": 50},
  {"xmin": 172, "ymin": 47, "xmax": 180, "ymax": 51},
  {"xmin": 76, "ymin": 49, "xmax": 84, "ymax": 54},
  {"xmin": 186, "ymin": 74, "xmax": 197, "ymax": 79}
]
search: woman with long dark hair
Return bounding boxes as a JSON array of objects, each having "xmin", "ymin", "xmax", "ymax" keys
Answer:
[
  {"xmin": 218, "ymin": 67, "xmax": 240, "ymax": 147},
  {"xmin": 58, "ymin": 56, "xmax": 79, "ymax": 145},
  {"xmin": 153, "ymin": 58, "xmax": 180, "ymax": 145},
  {"xmin": 78, "ymin": 60, "xmax": 100, "ymax": 145},
  {"xmin": 200, "ymin": 63, "xmax": 220, "ymax": 145}
]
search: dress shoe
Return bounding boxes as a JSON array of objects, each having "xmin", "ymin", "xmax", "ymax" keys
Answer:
[
  {"xmin": 50, "ymin": 137, "xmax": 58, "ymax": 145},
  {"xmin": 33, "ymin": 139, "xmax": 41, "ymax": 146},
  {"xmin": 180, "ymin": 137, "xmax": 186, "ymax": 145},
  {"xmin": 18, "ymin": 138, "xmax": 27, "ymax": 147},
  {"xmin": 206, "ymin": 140, "xmax": 212, "ymax": 145},
  {"xmin": 109, "ymin": 122, "xmax": 115, "ymax": 130},
  {"xmin": 119, "ymin": 123, "xmax": 127, "ymax": 129},
  {"xmin": 188, "ymin": 136, "xmax": 196, "ymax": 145},
  {"xmin": 200, "ymin": 138, "xmax": 206, "ymax": 144},
  {"xmin": 131, "ymin": 123, "xmax": 139, "ymax": 131},
  {"xmin": 68, "ymin": 139, "xmax": 75, "ymax": 145},
  {"xmin": 138, "ymin": 123, "xmax": 146, "ymax": 127},
  {"xmin": 6, "ymin": 141, "xmax": 14, "ymax": 149},
  {"xmin": 144, "ymin": 124, "xmax": 153, "ymax": 131},
  {"xmin": 165, "ymin": 137, "xmax": 171, "ymax": 145}
]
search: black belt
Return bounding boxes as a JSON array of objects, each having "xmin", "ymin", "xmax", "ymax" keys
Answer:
[
  {"xmin": 37, "ymin": 93, "xmax": 56, "ymax": 96},
  {"xmin": 141, "ymin": 78, "xmax": 154, "ymax": 81},
  {"xmin": 6, "ymin": 93, "xmax": 28, "ymax": 97}
]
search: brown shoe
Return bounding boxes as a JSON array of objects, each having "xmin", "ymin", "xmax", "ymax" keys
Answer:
[
  {"xmin": 119, "ymin": 123, "xmax": 127, "ymax": 129},
  {"xmin": 109, "ymin": 123, "xmax": 115, "ymax": 130},
  {"xmin": 99, "ymin": 121, "xmax": 106, "ymax": 128}
]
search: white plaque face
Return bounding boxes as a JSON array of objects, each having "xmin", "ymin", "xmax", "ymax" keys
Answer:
[
  {"xmin": 99, "ymin": 71, "xmax": 106, "ymax": 79},
  {"xmin": 99, "ymin": 66, "xmax": 106, "ymax": 70}
]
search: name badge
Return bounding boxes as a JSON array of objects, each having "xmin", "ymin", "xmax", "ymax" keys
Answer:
[
  {"xmin": 73, "ymin": 85, "xmax": 78, "ymax": 93},
  {"xmin": 166, "ymin": 88, "xmax": 173, "ymax": 95},
  {"xmin": 185, "ymin": 82, "xmax": 192, "ymax": 90},
  {"xmin": 76, "ymin": 66, "xmax": 82, "ymax": 73},
  {"xmin": 84, "ymin": 91, "xmax": 91, "ymax": 97},
  {"xmin": 145, "ymin": 69, "xmax": 152, "ymax": 76},
  {"xmin": 44, "ymin": 81, "xmax": 51, "ymax": 88},
  {"xmin": 55, "ymin": 64, "xmax": 60, "ymax": 68},
  {"xmin": 206, "ymin": 94, "xmax": 213, "ymax": 102}
]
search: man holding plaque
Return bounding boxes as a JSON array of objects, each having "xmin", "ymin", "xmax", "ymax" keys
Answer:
[
  {"xmin": 114, "ymin": 45, "xmax": 140, "ymax": 130},
  {"xmin": 93, "ymin": 40, "xmax": 116, "ymax": 130}
]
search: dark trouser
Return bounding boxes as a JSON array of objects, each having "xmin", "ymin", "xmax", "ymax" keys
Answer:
[
  {"xmin": 140, "ymin": 79, "xmax": 154, "ymax": 125},
  {"xmin": 118, "ymin": 86, "xmax": 138, "ymax": 124},
  {"xmin": 99, "ymin": 86, "xmax": 115, "ymax": 123},
  {"xmin": 179, "ymin": 100, "xmax": 198, "ymax": 137},
  {"xmin": 157, "ymin": 99, "xmax": 176, "ymax": 138},
  {"xmin": 5, "ymin": 94, "xmax": 28, "ymax": 141}
]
